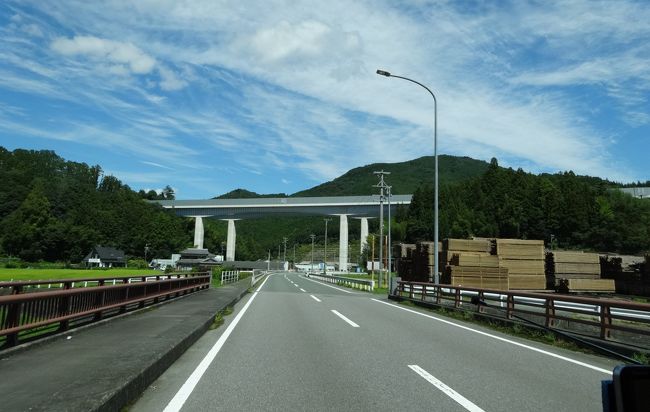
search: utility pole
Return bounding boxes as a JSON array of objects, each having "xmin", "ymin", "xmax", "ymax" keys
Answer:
[
  {"xmin": 387, "ymin": 185, "xmax": 392, "ymax": 290},
  {"xmin": 293, "ymin": 243, "xmax": 297, "ymax": 267},
  {"xmin": 371, "ymin": 234, "xmax": 375, "ymax": 283},
  {"xmin": 267, "ymin": 250, "xmax": 270, "ymax": 271},
  {"xmin": 323, "ymin": 218, "xmax": 331, "ymax": 274},
  {"xmin": 283, "ymin": 237, "xmax": 288, "ymax": 269},
  {"xmin": 144, "ymin": 243, "xmax": 150, "ymax": 266},
  {"xmin": 374, "ymin": 170, "xmax": 390, "ymax": 288},
  {"xmin": 310, "ymin": 234, "xmax": 316, "ymax": 272}
]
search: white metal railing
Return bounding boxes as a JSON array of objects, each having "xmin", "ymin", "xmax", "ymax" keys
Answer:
[
  {"xmin": 220, "ymin": 270, "xmax": 240, "ymax": 285},
  {"xmin": 305, "ymin": 273, "xmax": 374, "ymax": 292}
]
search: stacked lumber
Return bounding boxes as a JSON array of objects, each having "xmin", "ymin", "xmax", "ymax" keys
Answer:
[
  {"xmin": 443, "ymin": 238, "xmax": 492, "ymax": 253},
  {"xmin": 552, "ymin": 251, "xmax": 601, "ymax": 280},
  {"xmin": 393, "ymin": 243, "xmax": 416, "ymax": 259},
  {"xmin": 496, "ymin": 239, "xmax": 545, "ymax": 290},
  {"xmin": 563, "ymin": 279, "xmax": 615, "ymax": 292},
  {"xmin": 445, "ymin": 264, "xmax": 509, "ymax": 289}
]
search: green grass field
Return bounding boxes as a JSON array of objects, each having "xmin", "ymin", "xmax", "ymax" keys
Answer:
[{"xmin": 0, "ymin": 268, "xmax": 161, "ymax": 282}]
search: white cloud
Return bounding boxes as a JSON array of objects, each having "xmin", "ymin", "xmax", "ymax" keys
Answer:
[
  {"xmin": 3, "ymin": 0, "xmax": 648, "ymax": 193},
  {"xmin": 158, "ymin": 66, "xmax": 187, "ymax": 91},
  {"xmin": 51, "ymin": 35, "xmax": 156, "ymax": 74}
]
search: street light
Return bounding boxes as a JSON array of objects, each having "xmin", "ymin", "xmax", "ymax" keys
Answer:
[{"xmin": 376, "ymin": 69, "xmax": 440, "ymax": 284}]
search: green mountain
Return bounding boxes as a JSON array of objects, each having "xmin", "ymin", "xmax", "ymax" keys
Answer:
[
  {"xmin": 216, "ymin": 188, "xmax": 288, "ymax": 199},
  {"xmin": 293, "ymin": 155, "xmax": 489, "ymax": 197}
]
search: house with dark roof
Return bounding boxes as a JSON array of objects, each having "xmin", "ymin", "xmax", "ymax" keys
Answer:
[
  {"xmin": 176, "ymin": 248, "xmax": 222, "ymax": 270},
  {"xmin": 83, "ymin": 246, "xmax": 127, "ymax": 268}
]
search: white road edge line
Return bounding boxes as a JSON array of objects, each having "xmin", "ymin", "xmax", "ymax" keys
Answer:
[
  {"xmin": 408, "ymin": 365, "xmax": 485, "ymax": 412},
  {"xmin": 163, "ymin": 274, "xmax": 271, "ymax": 412},
  {"xmin": 331, "ymin": 310, "xmax": 360, "ymax": 328},
  {"xmin": 301, "ymin": 275, "xmax": 355, "ymax": 294},
  {"xmin": 310, "ymin": 295, "xmax": 321, "ymax": 302},
  {"xmin": 300, "ymin": 288, "xmax": 306, "ymax": 292},
  {"xmin": 372, "ymin": 299, "xmax": 611, "ymax": 375}
]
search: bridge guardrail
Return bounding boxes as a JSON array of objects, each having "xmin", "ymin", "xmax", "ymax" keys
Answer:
[
  {"xmin": 0, "ymin": 274, "xmax": 211, "ymax": 348},
  {"xmin": 220, "ymin": 270, "xmax": 240, "ymax": 285},
  {"xmin": 0, "ymin": 272, "xmax": 208, "ymax": 295},
  {"xmin": 393, "ymin": 281, "xmax": 650, "ymax": 349},
  {"xmin": 305, "ymin": 273, "xmax": 374, "ymax": 292}
]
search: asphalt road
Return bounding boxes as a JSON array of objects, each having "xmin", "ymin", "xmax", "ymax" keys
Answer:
[{"xmin": 133, "ymin": 272, "xmax": 619, "ymax": 411}]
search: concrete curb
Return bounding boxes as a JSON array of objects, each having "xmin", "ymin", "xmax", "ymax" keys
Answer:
[{"xmin": 96, "ymin": 281, "xmax": 252, "ymax": 412}]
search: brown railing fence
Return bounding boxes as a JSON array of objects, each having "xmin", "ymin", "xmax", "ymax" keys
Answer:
[{"xmin": 0, "ymin": 273, "xmax": 210, "ymax": 348}]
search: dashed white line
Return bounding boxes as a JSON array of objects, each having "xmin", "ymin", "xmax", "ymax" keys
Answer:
[
  {"xmin": 331, "ymin": 310, "xmax": 359, "ymax": 327},
  {"xmin": 163, "ymin": 274, "xmax": 270, "ymax": 412},
  {"xmin": 310, "ymin": 295, "xmax": 321, "ymax": 302},
  {"xmin": 372, "ymin": 299, "xmax": 611, "ymax": 375},
  {"xmin": 408, "ymin": 365, "xmax": 485, "ymax": 412},
  {"xmin": 302, "ymin": 276, "xmax": 354, "ymax": 294},
  {"xmin": 299, "ymin": 288, "xmax": 306, "ymax": 292}
]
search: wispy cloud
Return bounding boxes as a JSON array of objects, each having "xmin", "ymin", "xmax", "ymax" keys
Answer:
[{"xmin": 0, "ymin": 0, "xmax": 648, "ymax": 198}]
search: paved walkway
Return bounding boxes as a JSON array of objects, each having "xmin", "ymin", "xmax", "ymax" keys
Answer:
[{"xmin": 0, "ymin": 279, "xmax": 252, "ymax": 412}]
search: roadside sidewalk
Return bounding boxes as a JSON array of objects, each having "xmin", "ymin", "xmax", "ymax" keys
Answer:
[{"xmin": 0, "ymin": 278, "xmax": 253, "ymax": 412}]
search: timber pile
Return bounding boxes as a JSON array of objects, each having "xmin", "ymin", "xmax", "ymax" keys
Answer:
[
  {"xmin": 552, "ymin": 251, "xmax": 601, "ymax": 279},
  {"xmin": 393, "ymin": 243, "xmax": 416, "ymax": 259},
  {"xmin": 496, "ymin": 239, "xmax": 546, "ymax": 290},
  {"xmin": 549, "ymin": 251, "xmax": 613, "ymax": 292},
  {"xmin": 444, "ymin": 253, "xmax": 508, "ymax": 289},
  {"xmin": 559, "ymin": 278, "xmax": 615, "ymax": 292}
]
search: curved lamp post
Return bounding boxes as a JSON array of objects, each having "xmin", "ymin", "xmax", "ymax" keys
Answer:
[{"xmin": 376, "ymin": 69, "xmax": 440, "ymax": 285}]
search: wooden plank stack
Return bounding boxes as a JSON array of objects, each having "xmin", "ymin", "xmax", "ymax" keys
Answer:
[
  {"xmin": 564, "ymin": 278, "xmax": 615, "ymax": 292},
  {"xmin": 550, "ymin": 251, "xmax": 613, "ymax": 292},
  {"xmin": 445, "ymin": 252, "xmax": 509, "ymax": 289},
  {"xmin": 496, "ymin": 239, "xmax": 546, "ymax": 290}
]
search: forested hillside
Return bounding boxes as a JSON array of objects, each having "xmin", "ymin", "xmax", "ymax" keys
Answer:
[
  {"xmin": 293, "ymin": 155, "xmax": 489, "ymax": 196},
  {"xmin": 0, "ymin": 148, "xmax": 192, "ymax": 263},
  {"xmin": 1, "ymin": 147, "xmax": 647, "ymax": 264},
  {"xmin": 403, "ymin": 159, "xmax": 650, "ymax": 254}
]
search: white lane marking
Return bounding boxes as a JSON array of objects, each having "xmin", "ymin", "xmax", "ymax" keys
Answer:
[
  {"xmin": 294, "ymin": 284, "xmax": 299, "ymax": 287},
  {"xmin": 163, "ymin": 275, "xmax": 270, "ymax": 412},
  {"xmin": 300, "ymin": 288, "xmax": 306, "ymax": 292},
  {"xmin": 372, "ymin": 299, "xmax": 611, "ymax": 375},
  {"xmin": 408, "ymin": 365, "xmax": 485, "ymax": 412},
  {"xmin": 301, "ymin": 275, "xmax": 354, "ymax": 294},
  {"xmin": 331, "ymin": 310, "xmax": 360, "ymax": 328},
  {"xmin": 310, "ymin": 295, "xmax": 321, "ymax": 302}
]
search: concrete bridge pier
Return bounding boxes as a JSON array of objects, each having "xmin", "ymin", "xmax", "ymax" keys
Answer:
[
  {"xmin": 354, "ymin": 217, "xmax": 373, "ymax": 256},
  {"xmin": 335, "ymin": 214, "xmax": 351, "ymax": 272},
  {"xmin": 222, "ymin": 219, "xmax": 240, "ymax": 261},
  {"xmin": 192, "ymin": 216, "xmax": 208, "ymax": 249}
]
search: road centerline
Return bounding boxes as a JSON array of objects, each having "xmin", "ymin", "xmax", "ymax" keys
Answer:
[
  {"xmin": 310, "ymin": 295, "xmax": 321, "ymax": 302},
  {"xmin": 299, "ymin": 288, "xmax": 306, "ymax": 292},
  {"xmin": 331, "ymin": 310, "xmax": 360, "ymax": 327},
  {"xmin": 408, "ymin": 365, "xmax": 485, "ymax": 412}
]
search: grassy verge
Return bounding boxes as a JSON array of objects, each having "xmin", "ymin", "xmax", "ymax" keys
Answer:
[{"xmin": 0, "ymin": 268, "xmax": 160, "ymax": 281}]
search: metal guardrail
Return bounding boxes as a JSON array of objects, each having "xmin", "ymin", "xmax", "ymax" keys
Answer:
[
  {"xmin": 305, "ymin": 273, "xmax": 374, "ymax": 292},
  {"xmin": 0, "ymin": 273, "xmax": 211, "ymax": 348},
  {"xmin": 0, "ymin": 273, "xmax": 208, "ymax": 295},
  {"xmin": 393, "ymin": 281, "xmax": 650, "ymax": 348}
]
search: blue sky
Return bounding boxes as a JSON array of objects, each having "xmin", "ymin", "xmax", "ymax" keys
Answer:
[{"xmin": 0, "ymin": 0, "xmax": 648, "ymax": 199}]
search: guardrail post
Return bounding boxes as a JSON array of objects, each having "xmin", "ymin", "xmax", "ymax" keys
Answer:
[
  {"xmin": 506, "ymin": 295, "xmax": 514, "ymax": 319},
  {"xmin": 6, "ymin": 301, "xmax": 22, "ymax": 346},
  {"xmin": 477, "ymin": 291, "xmax": 485, "ymax": 313},
  {"xmin": 94, "ymin": 289, "xmax": 106, "ymax": 321},
  {"xmin": 545, "ymin": 298, "xmax": 555, "ymax": 328},
  {"xmin": 436, "ymin": 286, "xmax": 441, "ymax": 304},
  {"xmin": 421, "ymin": 285, "xmax": 426, "ymax": 301},
  {"xmin": 12, "ymin": 285, "xmax": 23, "ymax": 295},
  {"xmin": 58, "ymin": 293, "xmax": 72, "ymax": 332},
  {"xmin": 409, "ymin": 283, "xmax": 414, "ymax": 299},
  {"xmin": 600, "ymin": 305, "xmax": 612, "ymax": 339},
  {"xmin": 454, "ymin": 288, "xmax": 461, "ymax": 308}
]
